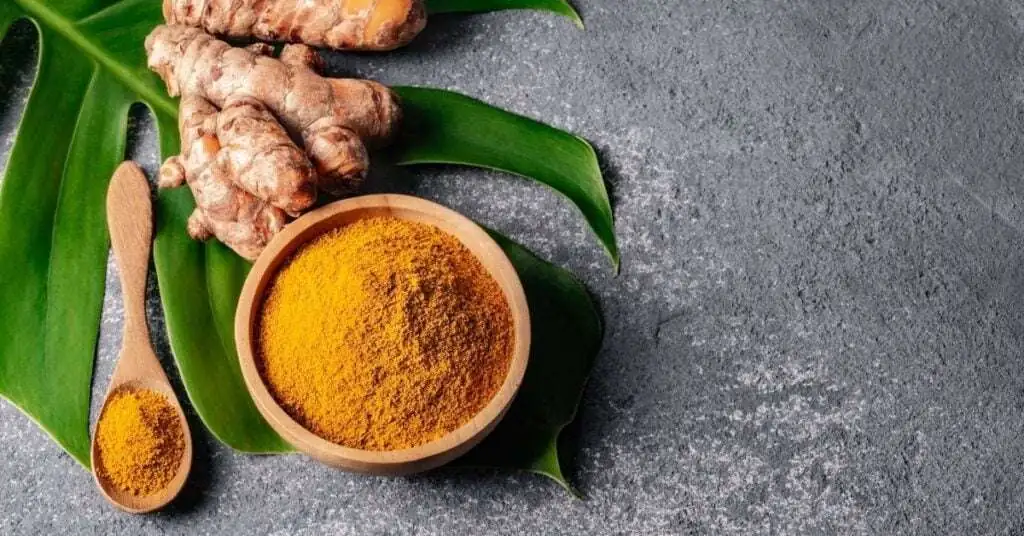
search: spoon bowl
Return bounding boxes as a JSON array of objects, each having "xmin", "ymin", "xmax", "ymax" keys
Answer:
[
  {"xmin": 91, "ymin": 162, "xmax": 193, "ymax": 514},
  {"xmin": 91, "ymin": 378, "xmax": 193, "ymax": 514}
]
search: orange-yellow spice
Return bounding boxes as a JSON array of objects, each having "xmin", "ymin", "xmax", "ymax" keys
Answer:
[
  {"xmin": 256, "ymin": 216, "xmax": 514, "ymax": 451},
  {"xmin": 94, "ymin": 388, "xmax": 185, "ymax": 496}
]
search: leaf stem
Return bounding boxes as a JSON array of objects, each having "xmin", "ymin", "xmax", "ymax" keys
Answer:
[{"xmin": 13, "ymin": 0, "xmax": 176, "ymax": 118}]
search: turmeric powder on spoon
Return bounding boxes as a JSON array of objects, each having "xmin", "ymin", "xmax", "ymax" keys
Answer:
[
  {"xmin": 94, "ymin": 389, "xmax": 186, "ymax": 496},
  {"xmin": 256, "ymin": 216, "xmax": 515, "ymax": 451}
]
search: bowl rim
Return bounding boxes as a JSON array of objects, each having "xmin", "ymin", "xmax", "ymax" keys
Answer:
[{"xmin": 234, "ymin": 194, "xmax": 531, "ymax": 474}]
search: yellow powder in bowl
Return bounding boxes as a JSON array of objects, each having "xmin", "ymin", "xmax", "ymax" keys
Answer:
[
  {"xmin": 256, "ymin": 216, "xmax": 515, "ymax": 451},
  {"xmin": 95, "ymin": 389, "xmax": 185, "ymax": 496}
]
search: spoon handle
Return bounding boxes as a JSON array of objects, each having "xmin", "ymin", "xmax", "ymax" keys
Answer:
[{"xmin": 106, "ymin": 162, "xmax": 153, "ymax": 349}]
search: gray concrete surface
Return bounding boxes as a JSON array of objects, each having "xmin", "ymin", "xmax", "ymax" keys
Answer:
[{"xmin": 3, "ymin": 1, "xmax": 1024, "ymax": 533}]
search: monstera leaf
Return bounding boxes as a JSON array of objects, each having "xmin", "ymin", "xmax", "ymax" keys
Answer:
[
  {"xmin": 0, "ymin": 0, "xmax": 609, "ymax": 491},
  {"xmin": 0, "ymin": 0, "xmax": 172, "ymax": 467},
  {"xmin": 394, "ymin": 87, "xmax": 617, "ymax": 268}
]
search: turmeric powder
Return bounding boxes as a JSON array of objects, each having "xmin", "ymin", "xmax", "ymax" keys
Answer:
[
  {"xmin": 94, "ymin": 389, "xmax": 186, "ymax": 496},
  {"xmin": 257, "ymin": 216, "xmax": 514, "ymax": 451}
]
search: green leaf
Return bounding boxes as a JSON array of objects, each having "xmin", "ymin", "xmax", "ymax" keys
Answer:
[
  {"xmin": 454, "ymin": 231, "xmax": 602, "ymax": 492},
  {"xmin": 0, "ymin": 0, "xmax": 607, "ymax": 488},
  {"xmin": 0, "ymin": 11, "xmax": 135, "ymax": 466},
  {"xmin": 0, "ymin": 0, "xmax": 288, "ymax": 460},
  {"xmin": 426, "ymin": 0, "xmax": 583, "ymax": 28},
  {"xmin": 392, "ymin": 86, "xmax": 618, "ymax": 270},
  {"xmin": 1, "ymin": 4, "xmax": 20, "ymax": 37}
]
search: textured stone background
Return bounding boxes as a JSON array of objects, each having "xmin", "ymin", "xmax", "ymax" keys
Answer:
[{"xmin": 3, "ymin": 1, "xmax": 1024, "ymax": 534}]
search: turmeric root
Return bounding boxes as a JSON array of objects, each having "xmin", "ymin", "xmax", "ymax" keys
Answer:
[
  {"xmin": 163, "ymin": 0, "xmax": 427, "ymax": 51},
  {"xmin": 160, "ymin": 94, "xmax": 316, "ymax": 260},
  {"xmin": 146, "ymin": 24, "xmax": 400, "ymax": 195},
  {"xmin": 147, "ymin": 25, "xmax": 406, "ymax": 258}
]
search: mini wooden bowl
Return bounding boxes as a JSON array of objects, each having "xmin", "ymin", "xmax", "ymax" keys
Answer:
[{"xmin": 235, "ymin": 194, "xmax": 531, "ymax": 475}]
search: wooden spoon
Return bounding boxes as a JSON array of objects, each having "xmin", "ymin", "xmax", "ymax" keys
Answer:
[{"xmin": 90, "ymin": 162, "xmax": 193, "ymax": 513}]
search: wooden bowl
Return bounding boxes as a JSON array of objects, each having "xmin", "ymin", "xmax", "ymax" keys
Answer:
[{"xmin": 235, "ymin": 194, "xmax": 531, "ymax": 475}]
